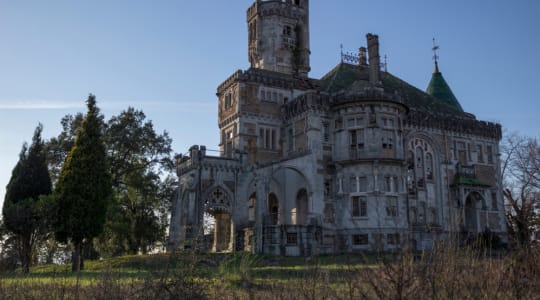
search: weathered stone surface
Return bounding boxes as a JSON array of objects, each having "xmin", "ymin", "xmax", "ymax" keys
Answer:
[{"xmin": 167, "ymin": 0, "xmax": 507, "ymax": 255}]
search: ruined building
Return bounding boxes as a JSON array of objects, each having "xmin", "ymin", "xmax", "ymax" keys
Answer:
[{"xmin": 168, "ymin": 0, "xmax": 506, "ymax": 255}]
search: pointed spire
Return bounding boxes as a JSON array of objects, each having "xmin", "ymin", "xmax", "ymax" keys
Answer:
[{"xmin": 426, "ymin": 39, "xmax": 464, "ymax": 112}]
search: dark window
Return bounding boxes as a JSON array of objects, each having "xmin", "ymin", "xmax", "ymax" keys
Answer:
[
  {"xmin": 352, "ymin": 196, "xmax": 367, "ymax": 217},
  {"xmin": 352, "ymin": 234, "xmax": 369, "ymax": 245},
  {"xmin": 287, "ymin": 233, "xmax": 297, "ymax": 245},
  {"xmin": 387, "ymin": 233, "xmax": 400, "ymax": 245}
]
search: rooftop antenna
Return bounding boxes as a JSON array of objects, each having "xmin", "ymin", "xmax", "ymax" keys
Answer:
[
  {"xmin": 432, "ymin": 38, "xmax": 440, "ymax": 72},
  {"xmin": 383, "ymin": 54, "xmax": 388, "ymax": 72}
]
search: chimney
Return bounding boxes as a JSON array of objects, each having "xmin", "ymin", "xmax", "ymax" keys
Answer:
[
  {"xmin": 359, "ymin": 47, "xmax": 367, "ymax": 66},
  {"xmin": 366, "ymin": 33, "xmax": 380, "ymax": 85}
]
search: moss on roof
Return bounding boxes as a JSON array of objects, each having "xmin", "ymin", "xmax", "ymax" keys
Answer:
[
  {"xmin": 318, "ymin": 63, "xmax": 465, "ymax": 115},
  {"xmin": 426, "ymin": 64, "xmax": 464, "ymax": 112}
]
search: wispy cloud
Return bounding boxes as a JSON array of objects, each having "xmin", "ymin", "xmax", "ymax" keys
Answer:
[
  {"xmin": 0, "ymin": 98, "xmax": 216, "ymax": 113},
  {"xmin": 0, "ymin": 99, "xmax": 84, "ymax": 110}
]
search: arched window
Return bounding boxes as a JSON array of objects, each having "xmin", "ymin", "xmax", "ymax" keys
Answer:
[
  {"xmin": 426, "ymin": 153, "xmax": 433, "ymax": 180},
  {"xmin": 415, "ymin": 147, "xmax": 424, "ymax": 188},
  {"xmin": 408, "ymin": 138, "xmax": 436, "ymax": 190},
  {"xmin": 268, "ymin": 193, "xmax": 279, "ymax": 225}
]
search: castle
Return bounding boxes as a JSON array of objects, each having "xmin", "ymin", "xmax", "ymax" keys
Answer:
[{"xmin": 168, "ymin": 0, "xmax": 506, "ymax": 255}]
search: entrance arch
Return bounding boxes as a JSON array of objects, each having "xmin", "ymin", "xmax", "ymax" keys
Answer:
[
  {"xmin": 293, "ymin": 188, "xmax": 308, "ymax": 225},
  {"xmin": 268, "ymin": 193, "xmax": 279, "ymax": 225},
  {"xmin": 465, "ymin": 192, "xmax": 483, "ymax": 233},
  {"xmin": 205, "ymin": 186, "xmax": 232, "ymax": 252}
]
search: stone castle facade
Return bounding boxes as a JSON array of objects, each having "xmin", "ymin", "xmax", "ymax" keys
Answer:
[{"xmin": 168, "ymin": 0, "xmax": 506, "ymax": 255}]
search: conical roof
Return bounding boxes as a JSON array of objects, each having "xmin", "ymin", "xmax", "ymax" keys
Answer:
[{"xmin": 426, "ymin": 62, "xmax": 464, "ymax": 112}]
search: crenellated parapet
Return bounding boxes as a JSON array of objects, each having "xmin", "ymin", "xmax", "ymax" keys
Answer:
[
  {"xmin": 217, "ymin": 68, "xmax": 318, "ymax": 95},
  {"xmin": 248, "ymin": 0, "xmax": 307, "ymax": 21},
  {"xmin": 281, "ymin": 92, "xmax": 330, "ymax": 119},
  {"xmin": 405, "ymin": 110, "xmax": 502, "ymax": 139},
  {"xmin": 176, "ymin": 145, "xmax": 241, "ymax": 177}
]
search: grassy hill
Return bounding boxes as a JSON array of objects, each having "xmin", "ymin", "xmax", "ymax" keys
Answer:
[{"xmin": 0, "ymin": 248, "xmax": 539, "ymax": 299}]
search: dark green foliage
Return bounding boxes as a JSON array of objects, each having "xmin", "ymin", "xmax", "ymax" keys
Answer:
[
  {"xmin": 46, "ymin": 106, "xmax": 174, "ymax": 259},
  {"xmin": 2, "ymin": 124, "xmax": 52, "ymax": 274},
  {"xmin": 97, "ymin": 107, "xmax": 175, "ymax": 256},
  {"xmin": 54, "ymin": 95, "xmax": 112, "ymax": 272},
  {"xmin": 45, "ymin": 113, "xmax": 84, "ymax": 184}
]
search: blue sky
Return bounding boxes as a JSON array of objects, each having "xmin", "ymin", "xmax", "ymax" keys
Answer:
[{"xmin": 1, "ymin": 0, "xmax": 539, "ymax": 205}]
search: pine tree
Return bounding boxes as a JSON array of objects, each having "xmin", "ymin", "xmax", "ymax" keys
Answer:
[
  {"xmin": 54, "ymin": 94, "xmax": 112, "ymax": 272},
  {"xmin": 3, "ymin": 124, "xmax": 52, "ymax": 274}
]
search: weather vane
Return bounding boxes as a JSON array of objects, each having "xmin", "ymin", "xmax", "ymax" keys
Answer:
[{"xmin": 432, "ymin": 38, "xmax": 440, "ymax": 64}]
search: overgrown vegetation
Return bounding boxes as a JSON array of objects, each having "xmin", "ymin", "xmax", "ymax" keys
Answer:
[{"xmin": 0, "ymin": 245, "xmax": 538, "ymax": 299}]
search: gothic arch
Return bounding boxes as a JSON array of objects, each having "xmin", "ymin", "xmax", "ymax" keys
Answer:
[
  {"xmin": 464, "ymin": 191, "xmax": 484, "ymax": 232},
  {"xmin": 204, "ymin": 185, "xmax": 233, "ymax": 214}
]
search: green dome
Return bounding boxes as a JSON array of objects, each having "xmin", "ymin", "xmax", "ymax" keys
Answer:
[{"xmin": 426, "ymin": 63, "xmax": 464, "ymax": 112}]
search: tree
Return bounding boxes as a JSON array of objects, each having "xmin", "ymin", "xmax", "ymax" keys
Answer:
[
  {"xmin": 53, "ymin": 94, "xmax": 112, "ymax": 272},
  {"xmin": 501, "ymin": 133, "xmax": 540, "ymax": 247},
  {"xmin": 97, "ymin": 107, "xmax": 175, "ymax": 255},
  {"xmin": 46, "ymin": 113, "xmax": 84, "ymax": 184},
  {"xmin": 2, "ymin": 124, "xmax": 52, "ymax": 274}
]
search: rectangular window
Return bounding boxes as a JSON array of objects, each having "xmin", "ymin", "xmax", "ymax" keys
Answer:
[
  {"xmin": 352, "ymin": 196, "xmax": 367, "ymax": 217},
  {"xmin": 386, "ymin": 197, "xmax": 398, "ymax": 217},
  {"xmin": 357, "ymin": 129, "xmax": 364, "ymax": 149},
  {"xmin": 358, "ymin": 177, "xmax": 368, "ymax": 192},
  {"xmin": 287, "ymin": 233, "xmax": 297, "ymax": 245},
  {"xmin": 352, "ymin": 234, "xmax": 369, "ymax": 245},
  {"xmin": 387, "ymin": 233, "xmax": 400, "ymax": 245},
  {"xmin": 324, "ymin": 180, "xmax": 331, "ymax": 196},
  {"xmin": 385, "ymin": 177, "xmax": 391, "ymax": 192},
  {"xmin": 349, "ymin": 130, "xmax": 357, "ymax": 149},
  {"xmin": 477, "ymin": 144, "xmax": 484, "ymax": 163},
  {"xmin": 382, "ymin": 130, "xmax": 393, "ymax": 149},
  {"xmin": 323, "ymin": 123, "xmax": 329, "ymax": 143},
  {"xmin": 491, "ymin": 191, "xmax": 498, "ymax": 210},
  {"xmin": 487, "ymin": 145, "xmax": 493, "ymax": 164},
  {"xmin": 350, "ymin": 176, "xmax": 357, "ymax": 193}
]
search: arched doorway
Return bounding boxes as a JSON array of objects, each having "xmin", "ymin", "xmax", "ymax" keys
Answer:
[
  {"xmin": 465, "ymin": 192, "xmax": 482, "ymax": 233},
  {"xmin": 293, "ymin": 189, "xmax": 308, "ymax": 225},
  {"xmin": 268, "ymin": 193, "xmax": 279, "ymax": 225},
  {"xmin": 205, "ymin": 187, "xmax": 232, "ymax": 252}
]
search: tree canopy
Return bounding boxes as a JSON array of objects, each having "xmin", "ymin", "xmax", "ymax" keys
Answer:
[
  {"xmin": 53, "ymin": 95, "xmax": 112, "ymax": 272},
  {"xmin": 2, "ymin": 124, "xmax": 52, "ymax": 273}
]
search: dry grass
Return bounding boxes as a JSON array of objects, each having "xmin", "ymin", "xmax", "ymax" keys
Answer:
[{"xmin": 0, "ymin": 246, "xmax": 539, "ymax": 299}]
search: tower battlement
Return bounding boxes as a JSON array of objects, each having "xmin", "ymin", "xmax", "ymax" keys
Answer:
[{"xmin": 247, "ymin": 0, "xmax": 310, "ymax": 78}]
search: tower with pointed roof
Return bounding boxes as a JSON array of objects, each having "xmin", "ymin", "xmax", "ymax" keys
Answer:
[
  {"xmin": 426, "ymin": 61, "xmax": 464, "ymax": 112},
  {"xmin": 168, "ymin": 1, "xmax": 507, "ymax": 254}
]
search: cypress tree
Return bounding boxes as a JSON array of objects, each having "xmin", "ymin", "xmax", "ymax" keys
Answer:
[
  {"xmin": 3, "ymin": 124, "xmax": 52, "ymax": 274},
  {"xmin": 54, "ymin": 94, "xmax": 112, "ymax": 272}
]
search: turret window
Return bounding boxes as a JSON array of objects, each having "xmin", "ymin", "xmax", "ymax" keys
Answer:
[
  {"xmin": 351, "ymin": 196, "xmax": 367, "ymax": 217},
  {"xmin": 487, "ymin": 145, "xmax": 493, "ymax": 164},
  {"xmin": 386, "ymin": 197, "xmax": 398, "ymax": 217},
  {"xmin": 259, "ymin": 127, "xmax": 277, "ymax": 150},
  {"xmin": 283, "ymin": 26, "xmax": 292, "ymax": 36},
  {"xmin": 476, "ymin": 144, "xmax": 484, "ymax": 163}
]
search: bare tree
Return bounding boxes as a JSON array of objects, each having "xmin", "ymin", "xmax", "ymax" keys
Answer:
[{"xmin": 501, "ymin": 133, "xmax": 540, "ymax": 246}]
